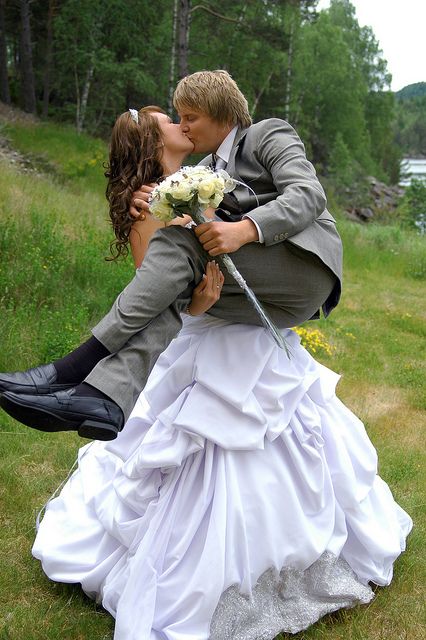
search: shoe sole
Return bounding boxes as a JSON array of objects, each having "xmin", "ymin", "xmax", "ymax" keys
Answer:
[
  {"xmin": 0, "ymin": 395, "xmax": 119, "ymax": 441},
  {"xmin": 78, "ymin": 420, "xmax": 118, "ymax": 441}
]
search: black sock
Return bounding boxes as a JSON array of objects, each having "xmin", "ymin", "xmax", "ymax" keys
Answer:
[
  {"xmin": 53, "ymin": 336, "xmax": 110, "ymax": 384},
  {"xmin": 73, "ymin": 382, "xmax": 115, "ymax": 404}
]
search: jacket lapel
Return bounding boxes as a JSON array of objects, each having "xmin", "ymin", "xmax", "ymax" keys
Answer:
[{"xmin": 225, "ymin": 126, "xmax": 248, "ymax": 180}]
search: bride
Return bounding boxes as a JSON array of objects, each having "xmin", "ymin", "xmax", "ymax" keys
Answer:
[{"xmin": 31, "ymin": 107, "xmax": 411, "ymax": 639}]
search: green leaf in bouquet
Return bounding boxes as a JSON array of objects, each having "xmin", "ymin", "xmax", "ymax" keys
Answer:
[
  {"xmin": 166, "ymin": 193, "xmax": 186, "ymax": 206},
  {"xmin": 171, "ymin": 205, "xmax": 189, "ymax": 218}
]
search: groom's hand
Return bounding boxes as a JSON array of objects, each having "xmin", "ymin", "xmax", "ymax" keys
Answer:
[
  {"xmin": 130, "ymin": 184, "xmax": 156, "ymax": 219},
  {"xmin": 195, "ymin": 219, "xmax": 259, "ymax": 256}
]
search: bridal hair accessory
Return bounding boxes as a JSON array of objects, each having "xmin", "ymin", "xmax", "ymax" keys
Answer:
[
  {"xmin": 149, "ymin": 166, "xmax": 289, "ymax": 354},
  {"xmin": 129, "ymin": 108, "xmax": 139, "ymax": 124}
]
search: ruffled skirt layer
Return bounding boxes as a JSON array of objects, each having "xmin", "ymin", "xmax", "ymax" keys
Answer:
[{"xmin": 33, "ymin": 316, "xmax": 412, "ymax": 639}]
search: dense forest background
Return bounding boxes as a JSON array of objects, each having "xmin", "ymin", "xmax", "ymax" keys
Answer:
[{"xmin": 0, "ymin": 0, "xmax": 425, "ymax": 187}]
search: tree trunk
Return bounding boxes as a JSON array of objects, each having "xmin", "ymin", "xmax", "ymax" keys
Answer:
[
  {"xmin": 251, "ymin": 71, "xmax": 273, "ymax": 120},
  {"xmin": 74, "ymin": 65, "xmax": 80, "ymax": 129},
  {"xmin": 167, "ymin": 0, "xmax": 179, "ymax": 114},
  {"xmin": 0, "ymin": 0, "xmax": 10, "ymax": 103},
  {"xmin": 19, "ymin": 0, "xmax": 36, "ymax": 113},
  {"xmin": 42, "ymin": 0, "xmax": 57, "ymax": 118},
  {"xmin": 94, "ymin": 98, "xmax": 106, "ymax": 131},
  {"xmin": 76, "ymin": 57, "xmax": 94, "ymax": 133},
  {"xmin": 177, "ymin": 0, "xmax": 191, "ymax": 80}
]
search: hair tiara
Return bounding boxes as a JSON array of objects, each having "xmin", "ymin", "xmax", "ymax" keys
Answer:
[{"xmin": 129, "ymin": 108, "xmax": 139, "ymax": 124}]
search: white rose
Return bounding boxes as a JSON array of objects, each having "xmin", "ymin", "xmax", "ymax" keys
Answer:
[
  {"xmin": 150, "ymin": 199, "xmax": 174, "ymax": 222},
  {"xmin": 198, "ymin": 177, "xmax": 223, "ymax": 204},
  {"xmin": 186, "ymin": 166, "xmax": 212, "ymax": 180},
  {"xmin": 152, "ymin": 181, "xmax": 170, "ymax": 199},
  {"xmin": 210, "ymin": 191, "xmax": 224, "ymax": 207},
  {"xmin": 168, "ymin": 180, "xmax": 194, "ymax": 202}
]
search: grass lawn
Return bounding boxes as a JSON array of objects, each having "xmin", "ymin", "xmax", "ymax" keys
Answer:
[{"xmin": 0, "ymin": 116, "xmax": 425, "ymax": 640}]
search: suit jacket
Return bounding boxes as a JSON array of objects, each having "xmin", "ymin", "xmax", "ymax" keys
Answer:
[{"xmin": 200, "ymin": 118, "xmax": 343, "ymax": 316}]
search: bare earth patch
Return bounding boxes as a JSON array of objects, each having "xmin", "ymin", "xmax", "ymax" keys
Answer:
[{"xmin": 0, "ymin": 102, "xmax": 47, "ymax": 176}]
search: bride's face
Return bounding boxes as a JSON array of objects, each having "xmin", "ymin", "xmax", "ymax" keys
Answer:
[{"xmin": 151, "ymin": 112, "xmax": 194, "ymax": 155}]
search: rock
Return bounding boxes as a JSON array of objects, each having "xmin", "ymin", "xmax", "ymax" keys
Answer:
[
  {"xmin": 345, "ymin": 208, "xmax": 363, "ymax": 223},
  {"xmin": 359, "ymin": 207, "xmax": 374, "ymax": 220},
  {"xmin": 344, "ymin": 176, "xmax": 404, "ymax": 223}
]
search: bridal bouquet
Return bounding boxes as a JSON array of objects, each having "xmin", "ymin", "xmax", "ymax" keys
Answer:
[
  {"xmin": 150, "ymin": 166, "xmax": 288, "ymax": 353},
  {"xmin": 149, "ymin": 166, "xmax": 235, "ymax": 222}
]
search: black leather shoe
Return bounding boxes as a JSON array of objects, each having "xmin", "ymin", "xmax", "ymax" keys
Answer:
[
  {"xmin": 0, "ymin": 364, "xmax": 77, "ymax": 395},
  {"xmin": 0, "ymin": 389, "xmax": 124, "ymax": 441}
]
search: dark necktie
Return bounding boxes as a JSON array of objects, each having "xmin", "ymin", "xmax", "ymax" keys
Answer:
[{"xmin": 210, "ymin": 154, "xmax": 243, "ymax": 221}]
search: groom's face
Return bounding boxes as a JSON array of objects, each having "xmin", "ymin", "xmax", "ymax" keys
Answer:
[{"xmin": 178, "ymin": 109, "xmax": 233, "ymax": 154}]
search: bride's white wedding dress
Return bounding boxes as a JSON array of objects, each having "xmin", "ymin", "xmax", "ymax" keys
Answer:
[{"xmin": 33, "ymin": 315, "xmax": 412, "ymax": 640}]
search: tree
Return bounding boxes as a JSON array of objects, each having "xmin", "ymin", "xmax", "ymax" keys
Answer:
[
  {"xmin": 187, "ymin": 1, "xmax": 298, "ymax": 117},
  {"xmin": 41, "ymin": 0, "xmax": 57, "ymax": 118},
  {"xmin": 51, "ymin": 0, "xmax": 167, "ymax": 133},
  {"xmin": 327, "ymin": 0, "xmax": 391, "ymax": 92},
  {"xmin": 394, "ymin": 94, "xmax": 426, "ymax": 158},
  {"xmin": 0, "ymin": 0, "xmax": 10, "ymax": 103},
  {"xmin": 19, "ymin": 0, "xmax": 36, "ymax": 113},
  {"xmin": 366, "ymin": 89, "xmax": 400, "ymax": 182},
  {"xmin": 175, "ymin": 0, "xmax": 240, "ymax": 85},
  {"xmin": 177, "ymin": 0, "xmax": 191, "ymax": 79},
  {"xmin": 290, "ymin": 10, "xmax": 369, "ymax": 166},
  {"xmin": 167, "ymin": 0, "xmax": 179, "ymax": 114}
]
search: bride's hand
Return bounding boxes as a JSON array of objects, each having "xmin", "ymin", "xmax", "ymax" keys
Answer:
[
  {"xmin": 130, "ymin": 184, "xmax": 156, "ymax": 219},
  {"xmin": 187, "ymin": 261, "xmax": 224, "ymax": 316},
  {"xmin": 167, "ymin": 214, "xmax": 193, "ymax": 227}
]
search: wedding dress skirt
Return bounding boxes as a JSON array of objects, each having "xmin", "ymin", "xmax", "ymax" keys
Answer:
[{"xmin": 32, "ymin": 316, "xmax": 412, "ymax": 640}]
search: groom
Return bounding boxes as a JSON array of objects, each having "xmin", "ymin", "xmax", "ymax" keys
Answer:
[{"xmin": 0, "ymin": 70, "xmax": 342, "ymax": 441}]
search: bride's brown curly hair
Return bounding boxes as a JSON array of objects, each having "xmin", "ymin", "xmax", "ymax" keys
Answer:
[{"xmin": 105, "ymin": 106, "xmax": 165, "ymax": 260}]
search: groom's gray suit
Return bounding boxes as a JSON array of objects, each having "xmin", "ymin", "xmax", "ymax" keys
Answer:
[{"xmin": 87, "ymin": 118, "xmax": 343, "ymax": 419}]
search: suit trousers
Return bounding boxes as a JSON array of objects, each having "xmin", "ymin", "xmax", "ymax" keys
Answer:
[{"xmin": 87, "ymin": 226, "xmax": 336, "ymax": 419}]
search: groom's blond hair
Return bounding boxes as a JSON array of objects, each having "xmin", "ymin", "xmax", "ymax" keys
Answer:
[{"xmin": 173, "ymin": 70, "xmax": 252, "ymax": 128}]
